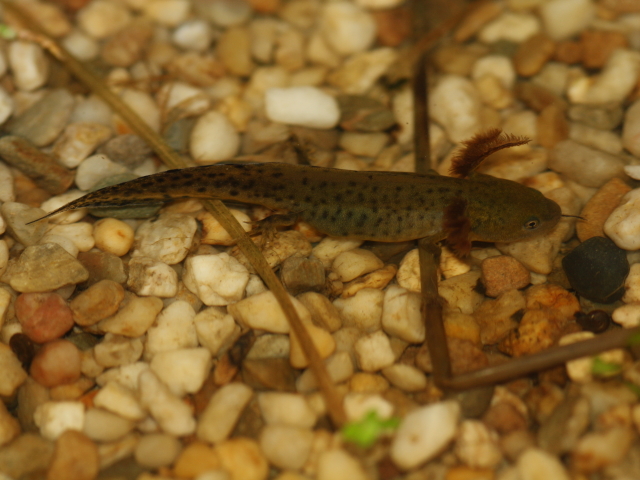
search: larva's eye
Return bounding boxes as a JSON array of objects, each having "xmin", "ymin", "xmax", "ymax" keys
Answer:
[{"xmin": 524, "ymin": 217, "xmax": 540, "ymax": 230}]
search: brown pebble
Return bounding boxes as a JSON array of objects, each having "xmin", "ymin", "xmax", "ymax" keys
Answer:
[
  {"xmin": 515, "ymin": 81, "xmax": 568, "ymax": 113},
  {"xmin": 242, "ymin": 358, "xmax": 296, "ymax": 392},
  {"xmin": 30, "ymin": 339, "xmax": 81, "ymax": 388},
  {"xmin": 0, "ymin": 401, "xmax": 21, "ymax": 446},
  {"xmin": 70, "ymin": 279, "xmax": 125, "ymax": 327},
  {"xmin": 0, "ymin": 433, "xmax": 54, "ymax": 478},
  {"xmin": 554, "ymin": 40, "xmax": 583, "ymax": 64},
  {"xmin": 537, "ymin": 102, "xmax": 569, "ymax": 149},
  {"xmin": 483, "ymin": 401, "xmax": 528, "ymax": 435},
  {"xmin": 581, "ymin": 30, "xmax": 628, "ymax": 69},
  {"xmin": 173, "ymin": 441, "xmax": 220, "ymax": 478},
  {"xmin": 577, "ymin": 177, "xmax": 631, "ymax": 241},
  {"xmin": 432, "ymin": 43, "xmax": 490, "ymax": 76},
  {"xmin": 46, "ymin": 430, "xmax": 99, "ymax": 480},
  {"xmin": 373, "ymin": 6, "xmax": 411, "ymax": 47},
  {"xmin": 600, "ymin": 0, "xmax": 640, "ymax": 14},
  {"xmin": 246, "ymin": 0, "xmax": 280, "ymax": 13},
  {"xmin": 513, "ymin": 34, "xmax": 556, "ymax": 77},
  {"xmin": 481, "ymin": 256, "xmax": 531, "ymax": 298},
  {"xmin": 454, "ymin": 1, "xmax": 503, "ymax": 43}
]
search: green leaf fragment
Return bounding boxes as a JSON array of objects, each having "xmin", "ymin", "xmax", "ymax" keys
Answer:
[
  {"xmin": 341, "ymin": 410, "xmax": 400, "ymax": 448},
  {"xmin": 0, "ymin": 25, "xmax": 15, "ymax": 40},
  {"xmin": 592, "ymin": 357, "xmax": 622, "ymax": 376}
]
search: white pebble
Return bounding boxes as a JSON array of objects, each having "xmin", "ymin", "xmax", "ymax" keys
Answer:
[
  {"xmin": 229, "ymin": 291, "xmax": 310, "ymax": 334},
  {"xmin": 472, "ymin": 55, "xmax": 515, "ymax": 89},
  {"xmin": 83, "ymin": 408, "xmax": 135, "ymax": 442},
  {"xmin": 339, "ymin": 132, "xmax": 389, "ymax": 158},
  {"xmin": 312, "ymin": 238, "xmax": 363, "ymax": 268},
  {"xmin": 539, "ymin": 0, "xmax": 595, "ymax": 41},
  {"xmin": 260, "ymin": 424, "xmax": 314, "ymax": 470},
  {"xmin": 53, "ymin": 122, "xmax": 112, "ymax": 168},
  {"xmin": 96, "ymin": 361, "xmax": 149, "ymax": 391},
  {"xmin": 198, "ymin": 209, "xmax": 252, "ymax": 246},
  {"xmin": 265, "ymin": 86, "xmax": 340, "ymax": 129},
  {"xmin": 138, "ymin": 370, "xmax": 196, "ymax": 436},
  {"xmin": 61, "ymin": 29, "xmax": 100, "ymax": 61},
  {"xmin": 172, "ymin": 19, "xmax": 212, "ymax": 51},
  {"xmin": 197, "ymin": 383, "xmax": 253, "ymax": 443},
  {"xmin": 0, "ymin": 87, "xmax": 13, "ymax": 127},
  {"xmin": 183, "ymin": 253, "xmax": 250, "ymax": 306},
  {"xmin": 333, "ymin": 288, "xmax": 384, "ymax": 333},
  {"xmin": 8, "ymin": 41, "xmax": 49, "ymax": 92},
  {"xmin": 381, "ymin": 285, "xmax": 425, "ymax": 343},
  {"xmin": 331, "ymin": 248, "xmax": 384, "ymax": 282},
  {"xmin": 93, "ymin": 218, "xmax": 134, "ymax": 256},
  {"xmin": 150, "ymin": 348, "xmax": 212, "ymax": 397},
  {"xmin": 604, "ymin": 189, "xmax": 640, "ymax": 250},
  {"xmin": 568, "ymin": 50, "xmax": 640, "ymax": 105},
  {"xmin": 34, "ymin": 401, "xmax": 85, "ymax": 440},
  {"xmin": 623, "ymin": 99, "xmax": 640, "ymax": 158},
  {"xmin": 343, "ymin": 392, "xmax": 394, "ymax": 422},
  {"xmin": 317, "ymin": 449, "xmax": 368, "ymax": 480},
  {"xmin": 194, "ymin": 307, "xmax": 240, "ymax": 357},
  {"xmin": 75, "ymin": 154, "xmax": 129, "ymax": 191},
  {"xmin": 516, "ymin": 448, "xmax": 570, "ymax": 480},
  {"xmin": 77, "ymin": 0, "xmax": 132, "ymax": 39},
  {"xmin": 429, "ymin": 75, "xmax": 481, "ymax": 143},
  {"xmin": 40, "ymin": 191, "xmax": 87, "ymax": 225},
  {"xmin": 133, "ymin": 213, "xmax": 197, "ymax": 264},
  {"xmin": 118, "ymin": 88, "xmax": 160, "ymax": 132},
  {"xmin": 381, "ymin": 364, "xmax": 428, "ymax": 392},
  {"xmin": 93, "ymin": 380, "xmax": 146, "ymax": 421},
  {"xmin": 40, "ymin": 234, "xmax": 79, "ymax": 257},
  {"xmin": 143, "ymin": 0, "xmax": 191, "ymax": 27},
  {"xmin": 455, "ymin": 420, "xmax": 502, "ymax": 469},
  {"xmin": 623, "ymin": 264, "xmax": 640, "ymax": 304},
  {"xmin": 157, "ymin": 82, "xmax": 209, "ymax": 115},
  {"xmin": 296, "ymin": 351, "xmax": 354, "ymax": 392},
  {"xmin": 478, "ymin": 12, "xmax": 540, "ymax": 43},
  {"xmin": 135, "ymin": 433, "xmax": 182, "ymax": 469},
  {"xmin": 319, "ymin": 2, "xmax": 376, "ymax": 56},
  {"xmin": 391, "ymin": 401, "xmax": 460, "ymax": 470},
  {"xmin": 354, "ymin": 330, "xmax": 395, "ymax": 372},
  {"xmin": 612, "ymin": 303, "xmax": 640, "ymax": 328},
  {"xmin": 127, "ymin": 257, "xmax": 178, "ymax": 298},
  {"xmin": 258, "ymin": 392, "xmax": 317, "ymax": 428},
  {"xmin": 190, "ymin": 110, "xmax": 240, "ymax": 163},
  {"xmin": 70, "ymin": 95, "xmax": 112, "ymax": 126},
  {"xmin": 145, "ymin": 300, "xmax": 198, "ymax": 358}
]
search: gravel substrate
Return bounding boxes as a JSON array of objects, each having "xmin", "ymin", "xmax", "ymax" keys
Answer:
[{"xmin": 1, "ymin": 0, "xmax": 640, "ymax": 479}]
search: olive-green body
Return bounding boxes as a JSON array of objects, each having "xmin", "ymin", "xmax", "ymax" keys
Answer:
[{"xmin": 41, "ymin": 163, "xmax": 562, "ymax": 243}]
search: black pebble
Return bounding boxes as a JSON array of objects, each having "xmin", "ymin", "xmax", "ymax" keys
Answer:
[{"xmin": 562, "ymin": 236, "xmax": 629, "ymax": 303}]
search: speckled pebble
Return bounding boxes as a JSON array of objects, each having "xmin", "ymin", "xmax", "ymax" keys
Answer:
[
  {"xmin": 127, "ymin": 256, "xmax": 178, "ymax": 298},
  {"xmin": 9, "ymin": 243, "xmax": 89, "ymax": 293},
  {"xmin": 481, "ymin": 255, "xmax": 531, "ymax": 297},
  {"xmin": 16, "ymin": 293, "xmax": 74, "ymax": 343}
]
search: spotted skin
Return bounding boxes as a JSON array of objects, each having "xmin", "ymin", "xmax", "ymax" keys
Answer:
[{"xmin": 34, "ymin": 163, "xmax": 562, "ymax": 243}]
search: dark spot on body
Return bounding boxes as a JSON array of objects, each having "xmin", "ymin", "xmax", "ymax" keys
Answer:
[
  {"xmin": 197, "ymin": 187, "xmax": 207, "ymax": 193},
  {"xmin": 229, "ymin": 190, "xmax": 239, "ymax": 196}
]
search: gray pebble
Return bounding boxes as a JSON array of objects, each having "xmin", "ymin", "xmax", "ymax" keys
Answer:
[
  {"xmin": 1, "ymin": 202, "xmax": 48, "ymax": 246},
  {"xmin": 549, "ymin": 140, "xmax": 627, "ymax": 188},
  {"xmin": 6, "ymin": 89, "xmax": 74, "ymax": 147},
  {"xmin": 568, "ymin": 103, "xmax": 624, "ymax": 131},
  {"xmin": 98, "ymin": 134, "xmax": 154, "ymax": 169}
]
